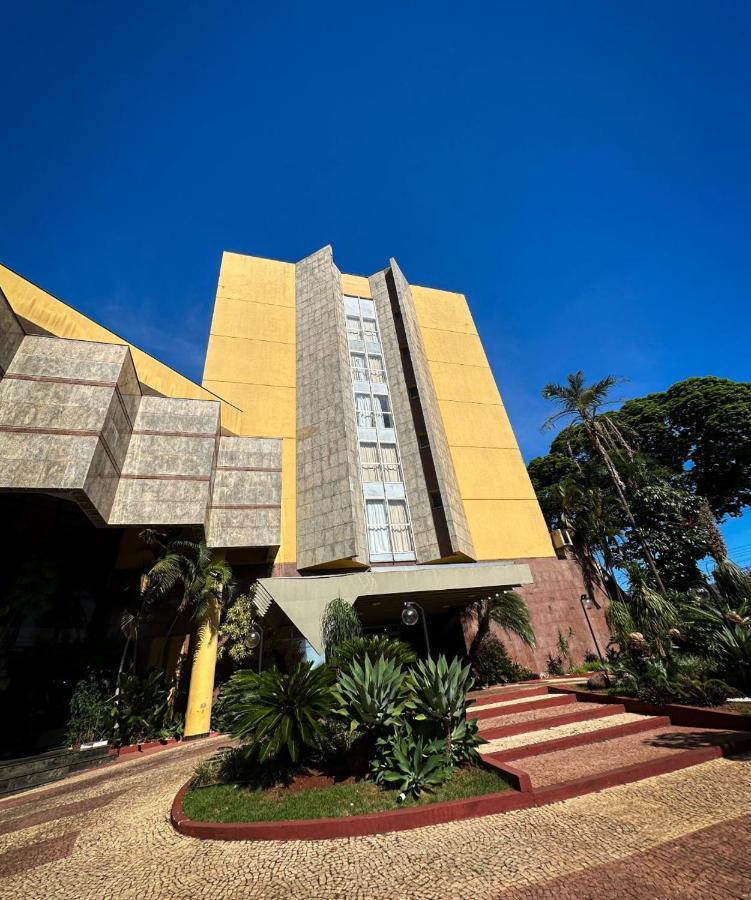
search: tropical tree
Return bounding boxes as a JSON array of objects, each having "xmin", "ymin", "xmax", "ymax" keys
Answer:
[
  {"xmin": 140, "ymin": 530, "xmax": 233, "ymax": 637},
  {"xmin": 465, "ymin": 591, "xmax": 535, "ymax": 663},
  {"xmin": 218, "ymin": 590, "xmax": 261, "ymax": 665},
  {"xmin": 541, "ymin": 371, "xmax": 666, "ymax": 591}
]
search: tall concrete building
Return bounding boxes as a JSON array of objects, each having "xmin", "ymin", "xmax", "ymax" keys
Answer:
[{"xmin": 0, "ymin": 248, "xmax": 608, "ymax": 740}]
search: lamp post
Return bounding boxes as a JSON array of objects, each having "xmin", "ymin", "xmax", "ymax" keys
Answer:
[
  {"xmin": 247, "ymin": 621, "xmax": 264, "ymax": 674},
  {"xmin": 402, "ymin": 601, "xmax": 431, "ymax": 658},
  {"xmin": 580, "ymin": 593, "xmax": 604, "ymax": 663}
]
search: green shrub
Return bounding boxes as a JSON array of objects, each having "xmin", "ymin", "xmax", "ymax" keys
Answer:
[
  {"xmin": 446, "ymin": 717, "xmax": 485, "ymax": 765},
  {"xmin": 373, "ymin": 725, "xmax": 451, "ymax": 798},
  {"xmin": 66, "ymin": 673, "xmax": 113, "ymax": 747},
  {"xmin": 335, "ymin": 654, "xmax": 411, "ymax": 734},
  {"xmin": 229, "ymin": 662, "xmax": 336, "ymax": 763},
  {"xmin": 473, "ymin": 636, "xmax": 535, "ymax": 685},
  {"xmin": 331, "ymin": 635, "xmax": 416, "ymax": 669},
  {"xmin": 113, "ymin": 670, "xmax": 171, "ymax": 746},
  {"xmin": 320, "ymin": 598, "xmax": 362, "ymax": 662},
  {"xmin": 410, "ymin": 655, "xmax": 473, "ymax": 736}
]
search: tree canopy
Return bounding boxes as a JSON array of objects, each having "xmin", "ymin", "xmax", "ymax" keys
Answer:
[{"xmin": 530, "ymin": 376, "xmax": 751, "ymax": 591}]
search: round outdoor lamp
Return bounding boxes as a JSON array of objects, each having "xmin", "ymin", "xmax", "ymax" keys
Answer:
[
  {"xmin": 579, "ymin": 593, "xmax": 604, "ymax": 662},
  {"xmin": 401, "ymin": 603, "xmax": 419, "ymax": 627},
  {"xmin": 247, "ymin": 621, "xmax": 264, "ymax": 673},
  {"xmin": 402, "ymin": 601, "xmax": 431, "ymax": 658}
]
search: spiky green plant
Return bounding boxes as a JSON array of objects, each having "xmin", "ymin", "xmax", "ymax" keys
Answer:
[
  {"xmin": 375, "ymin": 729, "xmax": 451, "ymax": 798},
  {"xmin": 229, "ymin": 662, "xmax": 336, "ymax": 763},
  {"xmin": 331, "ymin": 635, "xmax": 417, "ymax": 669},
  {"xmin": 335, "ymin": 654, "xmax": 411, "ymax": 734}
]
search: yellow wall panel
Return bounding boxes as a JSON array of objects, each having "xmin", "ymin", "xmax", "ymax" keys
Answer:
[
  {"xmin": 452, "ymin": 447, "xmax": 539, "ymax": 500},
  {"xmin": 429, "ymin": 361, "xmax": 503, "ymax": 405},
  {"xmin": 216, "ymin": 252, "xmax": 295, "ymax": 306},
  {"xmin": 439, "ymin": 400, "xmax": 518, "ymax": 449},
  {"xmin": 0, "ymin": 264, "xmax": 246, "ymax": 435},
  {"xmin": 421, "ymin": 327, "xmax": 488, "ymax": 367},
  {"xmin": 203, "ymin": 334, "xmax": 294, "ymax": 388},
  {"xmin": 463, "ymin": 500, "xmax": 556, "ymax": 559},
  {"xmin": 209, "ymin": 298, "xmax": 294, "ymax": 346},
  {"xmin": 411, "ymin": 285, "xmax": 477, "ymax": 334},
  {"xmin": 202, "ymin": 381, "xmax": 296, "ymax": 438},
  {"xmin": 340, "ymin": 273, "xmax": 372, "ymax": 297}
]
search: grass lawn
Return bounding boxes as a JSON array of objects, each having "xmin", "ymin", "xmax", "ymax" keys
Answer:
[{"xmin": 182, "ymin": 765, "xmax": 511, "ymax": 823}]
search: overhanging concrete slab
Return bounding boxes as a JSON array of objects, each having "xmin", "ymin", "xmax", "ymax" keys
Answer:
[{"xmin": 257, "ymin": 561, "xmax": 533, "ymax": 654}]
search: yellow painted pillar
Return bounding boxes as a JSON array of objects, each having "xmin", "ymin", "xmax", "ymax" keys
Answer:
[{"xmin": 184, "ymin": 598, "xmax": 220, "ymax": 738}]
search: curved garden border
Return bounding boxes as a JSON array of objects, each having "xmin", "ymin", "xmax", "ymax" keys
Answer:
[
  {"xmin": 170, "ymin": 758, "xmax": 533, "ymax": 841},
  {"xmin": 170, "ymin": 692, "xmax": 751, "ymax": 842}
]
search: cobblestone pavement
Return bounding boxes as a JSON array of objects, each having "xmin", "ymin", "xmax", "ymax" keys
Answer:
[{"xmin": 0, "ymin": 738, "xmax": 750, "ymax": 899}]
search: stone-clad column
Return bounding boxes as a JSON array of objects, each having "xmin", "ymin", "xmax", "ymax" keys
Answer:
[
  {"xmin": 369, "ymin": 270, "xmax": 442, "ymax": 563},
  {"xmin": 295, "ymin": 246, "xmax": 368, "ymax": 570},
  {"xmin": 383, "ymin": 259, "xmax": 476, "ymax": 561}
]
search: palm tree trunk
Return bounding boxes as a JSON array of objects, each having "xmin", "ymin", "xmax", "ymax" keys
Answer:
[
  {"xmin": 468, "ymin": 603, "xmax": 490, "ymax": 661},
  {"xmin": 586, "ymin": 423, "xmax": 666, "ymax": 593}
]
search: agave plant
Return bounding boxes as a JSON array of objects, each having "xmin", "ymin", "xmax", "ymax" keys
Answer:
[
  {"xmin": 375, "ymin": 728, "xmax": 451, "ymax": 798},
  {"xmin": 229, "ymin": 662, "xmax": 336, "ymax": 763},
  {"xmin": 331, "ymin": 635, "xmax": 417, "ymax": 669},
  {"xmin": 335, "ymin": 654, "xmax": 411, "ymax": 734},
  {"xmin": 410, "ymin": 655, "xmax": 474, "ymax": 730}
]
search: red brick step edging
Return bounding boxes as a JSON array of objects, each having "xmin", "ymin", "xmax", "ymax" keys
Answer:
[
  {"xmin": 478, "ymin": 704, "xmax": 627, "ymax": 741},
  {"xmin": 468, "ymin": 694, "xmax": 575, "ymax": 721},
  {"xmin": 484, "ymin": 715, "xmax": 671, "ymax": 762}
]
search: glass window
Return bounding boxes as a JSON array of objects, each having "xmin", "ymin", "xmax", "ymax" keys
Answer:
[
  {"xmin": 380, "ymin": 444, "xmax": 401, "ymax": 482},
  {"xmin": 355, "ymin": 393, "xmax": 372, "ymax": 427},
  {"xmin": 388, "ymin": 500, "xmax": 413, "ymax": 553},
  {"xmin": 346, "ymin": 315, "xmax": 362, "ymax": 341},
  {"xmin": 360, "ymin": 442, "xmax": 380, "ymax": 481},
  {"xmin": 372, "ymin": 394, "xmax": 392, "ymax": 429},
  {"xmin": 367, "ymin": 354, "xmax": 385, "ymax": 383},
  {"xmin": 362, "ymin": 317, "xmax": 378, "ymax": 343},
  {"xmin": 366, "ymin": 500, "xmax": 391, "ymax": 555},
  {"xmin": 350, "ymin": 352, "xmax": 367, "ymax": 381}
]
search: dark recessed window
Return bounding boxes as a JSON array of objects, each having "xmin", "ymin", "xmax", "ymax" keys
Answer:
[
  {"xmin": 408, "ymin": 386, "xmax": 419, "ymax": 399},
  {"xmin": 417, "ymin": 433, "xmax": 429, "ymax": 449},
  {"xmin": 430, "ymin": 491, "xmax": 443, "ymax": 508}
]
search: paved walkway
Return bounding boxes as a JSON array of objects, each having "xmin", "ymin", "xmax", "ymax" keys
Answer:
[{"xmin": 0, "ymin": 735, "xmax": 750, "ymax": 898}]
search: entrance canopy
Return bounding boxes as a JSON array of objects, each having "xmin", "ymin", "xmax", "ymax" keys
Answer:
[{"xmin": 257, "ymin": 561, "xmax": 533, "ymax": 654}]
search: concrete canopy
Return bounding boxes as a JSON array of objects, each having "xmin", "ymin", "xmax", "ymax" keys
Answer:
[{"xmin": 256, "ymin": 561, "xmax": 533, "ymax": 654}]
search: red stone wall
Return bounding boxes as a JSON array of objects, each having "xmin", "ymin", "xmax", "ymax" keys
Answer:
[{"xmin": 465, "ymin": 556, "xmax": 611, "ymax": 675}]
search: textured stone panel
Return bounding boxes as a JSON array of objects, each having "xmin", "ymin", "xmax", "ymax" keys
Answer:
[
  {"xmin": 133, "ymin": 396, "xmax": 219, "ymax": 435},
  {"xmin": 108, "ymin": 477, "xmax": 211, "ymax": 526},
  {"xmin": 386, "ymin": 259, "xmax": 475, "ymax": 560},
  {"xmin": 295, "ymin": 246, "xmax": 367, "ymax": 569},
  {"xmin": 0, "ymin": 432, "xmax": 96, "ymax": 489},
  {"xmin": 121, "ymin": 434, "xmax": 216, "ymax": 477},
  {"xmin": 369, "ymin": 270, "xmax": 441, "ymax": 563},
  {"xmin": 206, "ymin": 435, "xmax": 282, "ymax": 548},
  {"xmin": 7, "ymin": 335, "xmax": 129, "ymax": 383}
]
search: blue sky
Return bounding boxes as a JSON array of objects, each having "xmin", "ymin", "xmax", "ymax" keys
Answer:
[{"xmin": 2, "ymin": 1, "xmax": 749, "ymax": 560}]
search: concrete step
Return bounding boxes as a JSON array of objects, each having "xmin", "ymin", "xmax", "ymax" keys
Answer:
[
  {"xmin": 515, "ymin": 724, "xmax": 751, "ymax": 789},
  {"xmin": 479, "ymin": 702, "xmax": 627, "ymax": 741},
  {"xmin": 469, "ymin": 693, "xmax": 575, "ymax": 721},
  {"xmin": 482, "ymin": 714, "xmax": 666, "ymax": 760},
  {"xmin": 467, "ymin": 685, "xmax": 551, "ymax": 706}
]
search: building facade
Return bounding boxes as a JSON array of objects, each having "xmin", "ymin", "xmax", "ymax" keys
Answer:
[{"xmin": 0, "ymin": 248, "xmax": 608, "ymax": 741}]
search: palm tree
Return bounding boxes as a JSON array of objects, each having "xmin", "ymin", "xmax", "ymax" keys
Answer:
[
  {"xmin": 140, "ymin": 530, "xmax": 233, "ymax": 640},
  {"xmin": 542, "ymin": 371, "xmax": 666, "ymax": 592},
  {"xmin": 465, "ymin": 591, "xmax": 536, "ymax": 662}
]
